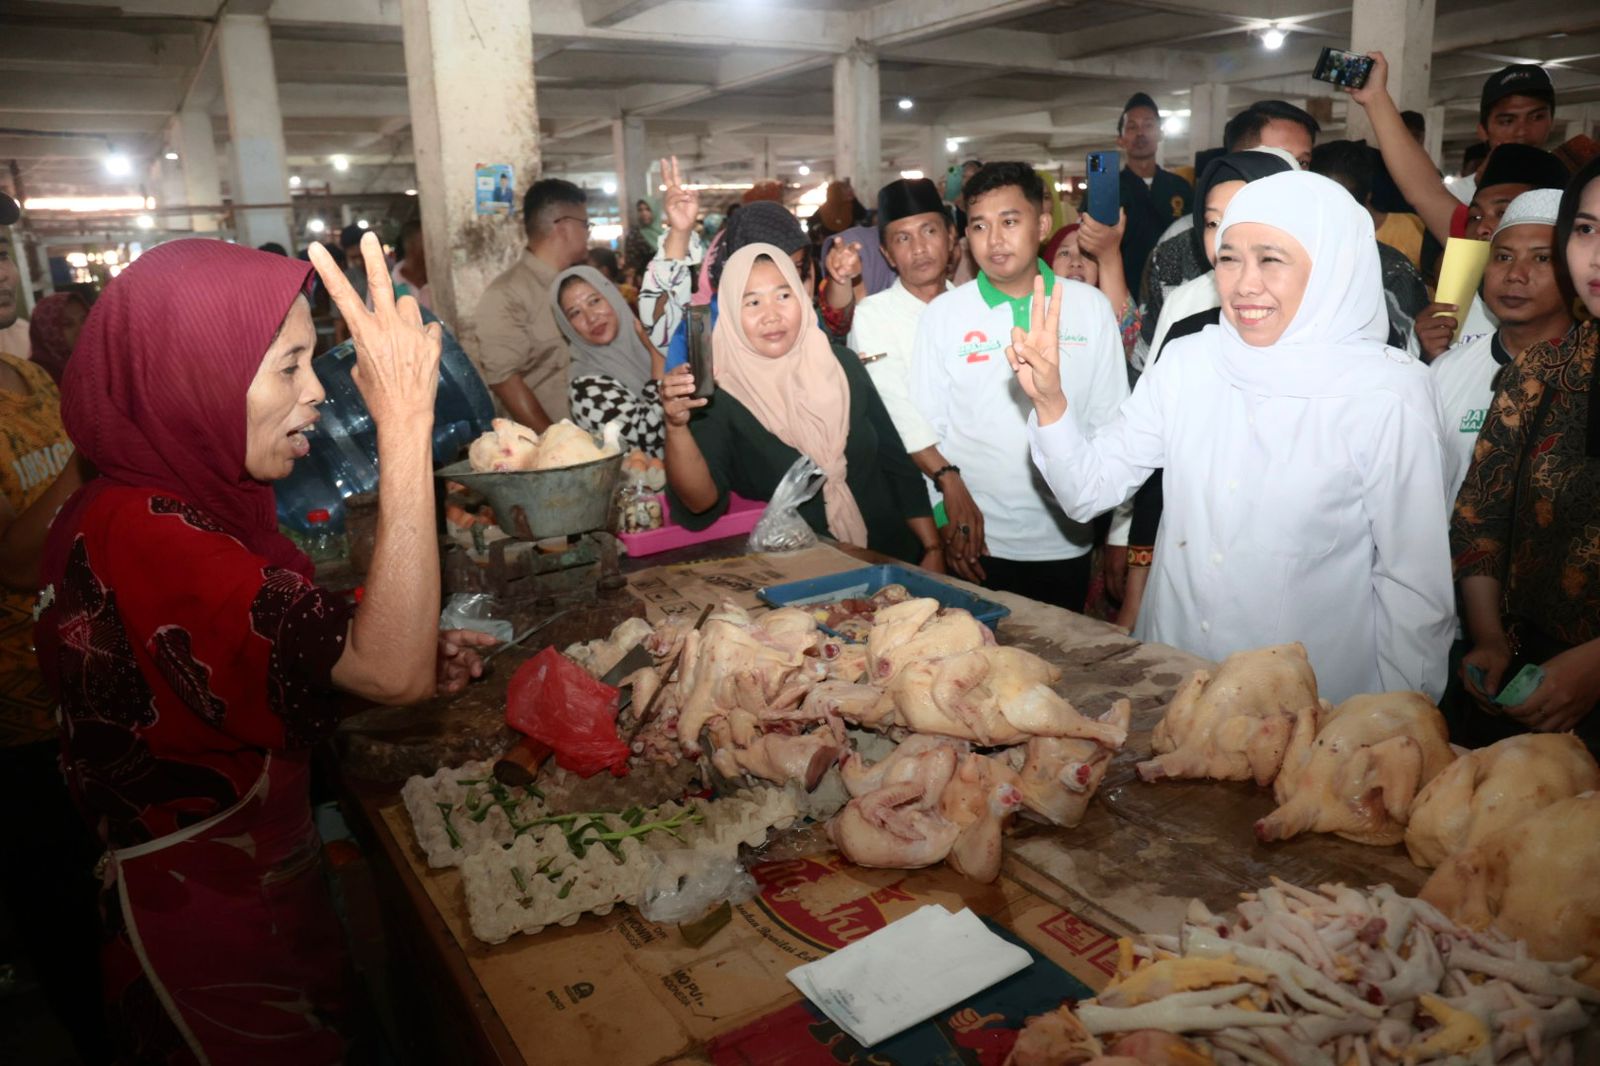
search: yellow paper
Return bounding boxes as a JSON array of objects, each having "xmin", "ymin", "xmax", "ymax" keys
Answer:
[{"xmin": 1434, "ymin": 238, "xmax": 1491, "ymax": 342}]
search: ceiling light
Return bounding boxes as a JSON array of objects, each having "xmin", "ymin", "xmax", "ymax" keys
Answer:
[
  {"xmin": 307, "ymin": 217, "xmax": 327, "ymax": 234},
  {"xmin": 405, "ymin": 188, "xmax": 418, "ymax": 196},
  {"xmin": 602, "ymin": 180, "xmax": 617, "ymax": 195},
  {"xmin": 898, "ymin": 98, "xmax": 914, "ymax": 111},
  {"xmin": 135, "ymin": 214, "xmax": 154, "ymax": 230},
  {"xmin": 357, "ymin": 219, "xmax": 370, "ymax": 229},
  {"xmin": 331, "ymin": 154, "xmax": 350, "ymax": 172},
  {"xmin": 1261, "ymin": 24, "xmax": 1285, "ymax": 50},
  {"xmin": 798, "ymin": 164, "xmax": 811, "ymax": 176},
  {"xmin": 164, "ymin": 151, "xmax": 179, "ymax": 161},
  {"xmin": 104, "ymin": 152, "xmax": 132, "ymax": 177},
  {"xmin": 899, "ymin": 169, "xmax": 924, "ymax": 180},
  {"xmin": 1162, "ymin": 116, "xmax": 1184, "ymax": 134},
  {"xmin": 289, "ymin": 175, "xmax": 302, "ymax": 188},
  {"xmin": 945, "ymin": 137, "xmax": 961, "ymax": 153}
]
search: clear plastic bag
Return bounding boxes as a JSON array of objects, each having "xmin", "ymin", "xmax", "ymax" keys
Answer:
[
  {"xmin": 749, "ymin": 456, "xmax": 825, "ymax": 553},
  {"xmin": 637, "ymin": 849, "xmax": 758, "ymax": 924},
  {"xmin": 439, "ymin": 593, "xmax": 515, "ymax": 642}
]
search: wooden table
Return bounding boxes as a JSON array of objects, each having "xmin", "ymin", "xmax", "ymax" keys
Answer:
[{"xmin": 335, "ymin": 539, "xmax": 1431, "ymax": 1065}]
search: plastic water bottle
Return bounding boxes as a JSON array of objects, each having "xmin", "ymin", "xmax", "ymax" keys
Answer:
[{"xmin": 305, "ymin": 509, "xmax": 342, "ymax": 564}]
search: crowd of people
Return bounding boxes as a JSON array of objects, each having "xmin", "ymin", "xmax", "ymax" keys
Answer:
[{"xmin": 0, "ymin": 48, "xmax": 1597, "ymax": 1065}]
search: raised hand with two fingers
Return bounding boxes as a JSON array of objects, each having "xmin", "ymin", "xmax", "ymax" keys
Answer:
[
  {"xmin": 1005, "ymin": 274, "xmax": 1068, "ymax": 426},
  {"xmin": 308, "ymin": 231, "xmax": 442, "ymax": 429}
]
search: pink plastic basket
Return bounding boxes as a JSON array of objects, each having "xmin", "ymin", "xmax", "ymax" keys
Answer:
[{"xmin": 616, "ymin": 493, "xmax": 765, "ymax": 558}]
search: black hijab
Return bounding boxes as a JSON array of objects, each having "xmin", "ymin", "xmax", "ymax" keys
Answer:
[{"xmin": 1190, "ymin": 148, "xmax": 1297, "ymax": 262}]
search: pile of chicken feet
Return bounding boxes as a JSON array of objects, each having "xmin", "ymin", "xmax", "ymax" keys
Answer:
[{"xmin": 617, "ymin": 598, "xmax": 1129, "ymax": 882}]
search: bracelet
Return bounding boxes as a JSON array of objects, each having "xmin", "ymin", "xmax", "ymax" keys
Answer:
[
  {"xmin": 1128, "ymin": 547, "xmax": 1154, "ymax": 568},
  {"xmin": 931, "ymin": 464, "xmax": 960, "ymax": 486}
]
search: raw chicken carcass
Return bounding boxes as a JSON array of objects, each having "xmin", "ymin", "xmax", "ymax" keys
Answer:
[
  {"xmin": 1405, "ymin": 732, "xmax": 1600, "ymax": 868},
  {"xmin": 532, "ymin": 419, "xmax": 621, "ymax": 470},
  {"xmin": 938, "ymin": 753, "xmax": 1022, "ymax": 882},
  {"xmin": 865, "ymin": 598, "xmax": 988, "ymax": 682},
  {"xmin": 467, "ymin": 417, "xmax": 541, "ymax": 472},
  {"xmin": 673, "ymin": 607, "xmax": 817, "ymax": 754},
  {"xmin": 1420, "ymin": 790, "xmax": 1600, "ymax": 988},
  {"xmin": 1136, "ymin": 643, "xmax": 1318, "ymax": 786},
  {"xmin": 1255, "ymin": 691, "xmax": 1455, "ymax": 846},
  {"xmin": 888, "ymin": 647, "xmax": 1126, "ymax": 747},
  {"xmin": 712, "ymin": 729, "xmax": 840, "ymax": 790},
  {"xmin": 1014, "ymin": 700, "xmax": 1132, "ymax": 826},
  {"xmin": 828, "ymin": 742, "xmax": 962, "ymax": 870}
]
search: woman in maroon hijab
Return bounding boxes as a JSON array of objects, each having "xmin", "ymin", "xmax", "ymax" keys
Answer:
[
  {"xmin": 35, "ymin": 234, "xmax": 490, "ymax": 1064},
  {"xmin": 27, "ymin": 290, "xmax": 90, "ymax": 384}
]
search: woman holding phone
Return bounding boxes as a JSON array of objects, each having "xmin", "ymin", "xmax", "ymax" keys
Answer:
[{"xmin": 660, "ymin": 243, "xmax": 939, "ymax": 568}]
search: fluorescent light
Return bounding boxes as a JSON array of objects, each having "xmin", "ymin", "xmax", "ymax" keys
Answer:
[
  {"xmin": 1162, "ymin": 116, "xmax": 1184, "ymax": 134},
  {"xmin": 289, "ymin": 175, "xmax": 302, "ymax": 188},
  {"xmin": 1262, "ymin": 25, "xmax": 1285, "ymax": 50},
  {"xmin": 945, "ymin": 138, "xmax": 961, "ymax": 153},
  {"xmin": 357, "ymin": 218, "xmax": 370, "ymax": 229},
  {"xmin": 899, "ymin": 169, "xmax": 924, "ymax": 179},
  {"xmin": 164, "ymin": 151, "xmax": 179, "ymax": 161},
  {"xmin": 104, "ymin": 153, "xmax": 132, "ymax": 176},
  {"xmin": 135, "ymin": 214, "xmax": 154, "ymax": 230},
  {"xmin": 66, "ymin": 252, "xmax": 89, "ymax": 268},
  {"xmin": 590, "ymin": 223, "xmax": 623, "ymax": 243},
  {"xmin": 405, "ymin": 188, "xmax": 418, "ymax": 196},
  {"xmin": 797, "ymin": 164, "xmax": 811, "ymax": 176},
  {"xmin": 897, "ymin": 98, "xmax": 914, "ymax": 111},
  {"xmin": 23, "ymin": 195, "xmax": 149, "ymax": 212},
  {"xmin": 331, "ymin": 154, "xmax": 350, "ymax": 172},
  {"xmin": 307, "ymin": 218, "xmax": 327, "ymax": 234},
  {"xmin": 602, "ymin": 180, "xmax": 617, "ymax": 195}
]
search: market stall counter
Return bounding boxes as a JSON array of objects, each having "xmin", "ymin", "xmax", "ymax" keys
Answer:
[{"xmin": 333, "ymin": 540, "xmax": 1447, "ymax": 1066}]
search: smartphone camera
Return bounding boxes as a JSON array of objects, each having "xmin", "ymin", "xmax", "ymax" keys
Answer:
[
  {"xmin": 1313, "ymin": 46, "xmax": 1374, "ymax": 90},
  {"xmin": 1088, "ymin": 155, "xmax": 1104, "ymax": 175}
]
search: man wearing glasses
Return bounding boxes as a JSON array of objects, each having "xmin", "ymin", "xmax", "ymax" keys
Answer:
[{"xmin": 475, "ymin": 179, "xmax": 592, "ymax": 430}]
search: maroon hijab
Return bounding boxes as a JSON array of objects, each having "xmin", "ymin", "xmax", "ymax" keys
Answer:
[
  {"xmin": 46, "ymin": 239, "xmax": 316, "ymax": 582},
  {"xmin": 28, "ymin": 291, "xmax": 90, "ymax": 385}
]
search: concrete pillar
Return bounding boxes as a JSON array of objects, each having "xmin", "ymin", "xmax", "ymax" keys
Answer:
[
  {"xmin": 1348, "ymin": 0, "xmax": 1436, "ymax": 142},
  {"xmin": 763, "ymin": 137, "xmax": 778, "ymax": 181},
  {"xmin": 924, "ymin": 125, "xmax": 952, "ymax": 186},
  {"xmin": 174, "ymin": 106, "xmax": 223, "ymax": 232},
  {"xmin": 217, "ymin": 13, "xmax": 293, "ymax": 250},
  {"xmin": 611, "ymin": 115, "xmax": 648, "ymax": 214},
  {"xmin": 1189, "ymin": 83, "xmax": 1229, "ymax": 152},
  {"xmin": 157, "ymin": 122, "xmax": 190, "ymax": 232},
  {"xmin": 401, "ymin": 0, "xmax": 540, "ymax": 340},
  {"xmin": 1425, "ymin": 105, "xmax": 1445, "ymax": 166},
  {"xmin": 832, "ymin": 47, "xmax": 882, "ymax": 202}
]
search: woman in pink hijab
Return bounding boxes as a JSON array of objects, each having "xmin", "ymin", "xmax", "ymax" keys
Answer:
[
  {"xmin": 660, "ymin": 242, "xmax": 940, "ymax": 568},
  {"xmin": 35, "ymin": 235, "xmax": 492, "ymax": 1064}
]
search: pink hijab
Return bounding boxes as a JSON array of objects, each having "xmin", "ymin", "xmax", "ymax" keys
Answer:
[
  {"xmin": 45, "ymin": 239, "xmax": 316, "ymax": 581},
  {"xmin": 711, "ymin": 243, "xmax": 867, "ymax": 547}
]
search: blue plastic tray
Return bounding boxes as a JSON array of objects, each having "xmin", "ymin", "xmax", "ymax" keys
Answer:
[{"xmin": 757, "ymin": 564, "xmax": 1010, "ymax": 637}]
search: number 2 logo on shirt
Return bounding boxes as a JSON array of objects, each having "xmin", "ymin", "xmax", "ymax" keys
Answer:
[{"xmin": 960, "ymin": 330, "xmax": 995, "ymax": 364}]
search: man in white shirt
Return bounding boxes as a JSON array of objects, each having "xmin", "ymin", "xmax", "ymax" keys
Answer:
[
  {"xmin": 909, "ymin": 162, "xmax": 1130, "ymax": 611},
  {"xmin": 1431, "ymin": 189, "xmax": 1573, "ymax": 507},
  {"xmin": 848, "ymin": 178, "xmax": 989, "ymax": 578}
]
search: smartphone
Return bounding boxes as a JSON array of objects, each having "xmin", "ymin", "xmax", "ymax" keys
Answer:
[
  {"xmin": 1312, "ymin": 47, "xmax": 1375, "ymax": 90},
  {"xmin": 685, "ymin": 304, "xmax": 715, "ymax": 400},
  {"xmin": 1085, "ymin": 150, "xmax": 1119, "ymax": 227}
]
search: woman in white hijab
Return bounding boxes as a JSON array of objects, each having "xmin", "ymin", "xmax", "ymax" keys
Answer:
[{"xmin": 1013, "ymin": 170, "xmax": 1454, "ymax": 702}]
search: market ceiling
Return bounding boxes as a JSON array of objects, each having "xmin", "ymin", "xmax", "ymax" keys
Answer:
[{"xmin": 2, "ymin": 0, "xmax": 1598, "ymax": 198}]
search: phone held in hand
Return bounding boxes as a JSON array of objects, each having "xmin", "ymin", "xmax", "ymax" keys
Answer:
[
  {"xmin": 1312, "ymin": 46, "xmax": 1375, "ymax": 90},
  {"xmin": 1496, "ymin": 663, "xmax": 1546, "ymax": 708},
  {"xmin": 686, "ymin": 304, "xmax": 716, "ymax": 400},
  {"xmin": 1085, "ymin": 151, "xmax": 1119, "ymax": 227}
]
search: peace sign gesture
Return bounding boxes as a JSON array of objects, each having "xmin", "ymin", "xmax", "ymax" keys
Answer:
[
  {"xmin": 1005, "ymin": 273, "xmax": 1068, "ymax": 426},
  {"xmin": 660, "ymin": 155, "xmax": 700, "ymax": 235},
  {"xmin": 308, "ymin": 231, "xmax": 442, "ymax": 428}
]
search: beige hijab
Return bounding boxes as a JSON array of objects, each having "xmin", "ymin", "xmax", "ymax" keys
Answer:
[{"xmin": 712, "ymin": 243, "xmax": 867, "ymax": 548}]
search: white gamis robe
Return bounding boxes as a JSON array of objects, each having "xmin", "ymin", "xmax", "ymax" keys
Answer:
[{"xmin": 1026, "ymin": 326, "xmax": 1455, "ymax": 703}]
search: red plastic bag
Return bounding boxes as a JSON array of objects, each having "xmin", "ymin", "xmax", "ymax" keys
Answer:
[{"xmin": 505, "ymin": 647, "xmax": 629, "ymax": 778}]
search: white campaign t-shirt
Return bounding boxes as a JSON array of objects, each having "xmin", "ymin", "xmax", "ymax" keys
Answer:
[
  {"xmin": 1429, "ymin": 328, "xmax": 1503, "ymax": 508},
  {"xmin": 848, "ymin": 278, "xmax": 949, "ymax": 454},
  {"xmin": 910, "ymin": 270, "xmax": 1131, "ymax": 562}
]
